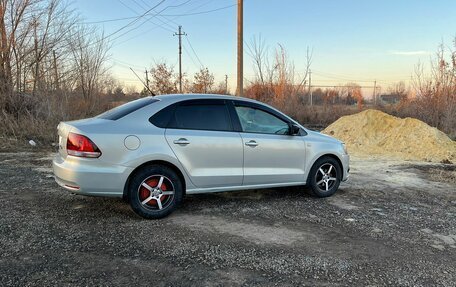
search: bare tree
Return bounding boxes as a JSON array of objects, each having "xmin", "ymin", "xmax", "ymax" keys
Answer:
[
  {"xmin": 211, "ymin": 80, "xmax": 227, "ymax": 95},
  {"xmin": 341, "ymin": 83, "xmax": 363, "ymax": 108},
  {"xmin": 1, "ymin": 0, "xmax": 83, "ymax": 118},
  {"xmin": 294, "ymin": 47, "xmax": 312, "ymax": 95},
  {"xmin": 192, "ymin": 67, "xmax": 214, "ymax": 93},
  {"xmin": 29, "ymin": 0, "xmax": 76, "ymax": 94},
  {"xmin": 387, "ymin": 81, "xmax": 408, "ymax": 101},
  {"xmin": 68, "ymin": 25, "xmax": 110, "ymax": 105},
  {"xmin": 0, "ymin": 0, "xmax": 32, "ymax": 105},
  {"xmin": 0, "ymin": 0, "xmax": 114, "ymax": 142},
  {"xmin": 413, "ymin": 41, "xmax": 456, "ymax": 135},
  {"xmin": 150, "ymin": 61, "xmax": 177, "ymax": 95},
  {"xmin": 246, "ymin": 34, "xmax": 268, "ymax": 85},
  {"xmin": 246, "ymin": 35, "xmax": 312, "ymax": 107}
]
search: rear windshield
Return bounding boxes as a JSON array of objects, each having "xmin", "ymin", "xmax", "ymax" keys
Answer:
[{"xmin": 98, "ymin": 97, "xmax": 158, "ymax": 120}]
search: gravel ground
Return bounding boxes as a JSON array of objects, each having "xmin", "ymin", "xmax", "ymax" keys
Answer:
[{"xmin": 0, "ymin": 151, "xmax": 455, "ymax": 286}]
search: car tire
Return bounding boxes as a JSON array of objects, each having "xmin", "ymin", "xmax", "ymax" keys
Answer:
[
  {"xmin": 308, "ymin": 156, "xmax": 342, "ymax": 198},
  {"xmin": 128, "ymin": 165, "xmax": 183, "ymax": 219}
]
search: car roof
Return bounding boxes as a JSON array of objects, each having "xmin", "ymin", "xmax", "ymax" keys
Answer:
[{"xmin": 154, "ymin": 93, "xmax": 260, "ymax": 105}]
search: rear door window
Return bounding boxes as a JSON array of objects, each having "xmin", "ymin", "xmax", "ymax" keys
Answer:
[{"xmin": 168, "ymin": 100, "xmax": 232, "ymax": 131}]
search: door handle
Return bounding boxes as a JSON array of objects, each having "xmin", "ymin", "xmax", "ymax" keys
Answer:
[
  {"xmin": 173, "ymin": 138, "xmax": 190, "ymax": 145},
  {"xmin": 245, "ymin": 140, "xmax": 258, "ymax": 147}
]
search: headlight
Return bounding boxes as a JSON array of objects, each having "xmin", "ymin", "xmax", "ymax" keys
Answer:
[{"xmin": 342, "ymin": 143, "xmax": 348, "ymax": 154}]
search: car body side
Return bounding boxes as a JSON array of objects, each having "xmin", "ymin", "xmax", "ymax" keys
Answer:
[{"xmin": 53, "ymin": 94, "xmax": 349, "ymax": 198}]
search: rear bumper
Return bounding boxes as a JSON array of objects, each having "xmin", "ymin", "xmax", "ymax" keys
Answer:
[{"xmin": 52, "ymin": 153, "xmax": 133, "ymax": 197}]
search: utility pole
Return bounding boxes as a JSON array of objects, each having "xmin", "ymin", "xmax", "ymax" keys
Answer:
[
  {"xmin": 236, "ymin": 0, "xmax": 243, "ymax": 96},
  {"xmin": 373, "ymin": 80, "xmax": 377, "ymax": 105},
  {"xmin": 130, "ymin": 68, "xmax": 155, "ymax": 96},
  {"xmin": 225, "ymin": 74, "xmax": 228, "ymax": 94},
  {"xmin": 174, "ymin": 26, "xmax": 186, "ymax": 93},
  {"xmin": 309, "ymin": 69, "xmax": 313, "ymax": 106},
  {"xmin": 145, "ymin": 68, "xmax": 150, "ymax": 92}
]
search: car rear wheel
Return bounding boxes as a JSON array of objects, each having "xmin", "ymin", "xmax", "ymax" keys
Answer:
[
  {"xmin": 308, "ymin": 156, "xmax": 342, "ymax": 197},
  {"xmin": 128, "ymin": 165, "xmax": 183, "ymax": 219}
]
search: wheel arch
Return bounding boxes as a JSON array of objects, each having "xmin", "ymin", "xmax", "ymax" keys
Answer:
[
  {"xmin": 306, "ymin": 153, "xmax": 344, "ymax": 181},
  {"xmin": 123, "ymin": 160, "xmax": 187, "ymax": 201}
]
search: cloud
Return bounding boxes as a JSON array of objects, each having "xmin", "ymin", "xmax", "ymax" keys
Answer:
[{"xmin": 389, "ymin": 50, "xmax": 430, "ymax": 56}]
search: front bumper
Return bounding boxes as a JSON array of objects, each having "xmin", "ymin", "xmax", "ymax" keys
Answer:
[
  {"xmin": 52, "ymin": 153, "xmax": 133, "ymax": 197},
  {"xmin": 341, "ymin": 154, "xmax": 350, "ymax": 182}
]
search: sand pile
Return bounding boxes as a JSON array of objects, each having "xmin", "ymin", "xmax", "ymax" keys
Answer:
[{"xmin": 322, "ymin": 109, "xmax": 456, "ymax": 163}]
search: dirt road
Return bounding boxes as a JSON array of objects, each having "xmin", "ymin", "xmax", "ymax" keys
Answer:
[{"xmin": 0, "ymin": 151, "xmax": 455, "ymax": 286}]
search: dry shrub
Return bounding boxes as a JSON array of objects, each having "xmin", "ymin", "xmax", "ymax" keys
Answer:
[
  {"xmin": 245, "ymin": 85, "xmax": 362, "ymax": 130},
  {"xmin": 0, "ymin": 92, "xmax": 131, "ymax": 148},
  {"xmin": 0, "ymin": 111, "xmax": 56, "ymax": 144},
  {"xmin": 377, "ymin": 99, "xmax": 456, "ymax": 140},
  {"xmin": 281, "ymin": 103, "xmax": 360, "ymax": 130}
]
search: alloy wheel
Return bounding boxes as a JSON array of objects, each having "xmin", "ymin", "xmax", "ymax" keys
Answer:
[
  {"xmin": 137, "ymin": 175, "xmax": 175, "ymax": 210},
  {"xmin": 314, "ymin": 163, "xmax": 338, "ymax": 192}
]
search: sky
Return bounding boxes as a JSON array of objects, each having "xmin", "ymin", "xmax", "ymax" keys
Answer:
[{"xmin": 74, "ymin": 0, "xmax": 456, "ymax": 95}]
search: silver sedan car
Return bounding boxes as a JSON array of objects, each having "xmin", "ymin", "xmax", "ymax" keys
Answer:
[{"xmin": 53, "ymin": 94, "xmax": 349, "ymax": 219}]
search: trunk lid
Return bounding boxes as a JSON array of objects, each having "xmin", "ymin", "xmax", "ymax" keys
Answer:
[
  {"xmin": 57, "ymin": 122, "xmax": 73, "ymax": 158},
  {"xmin": 57, "ymin": 117, "xmax": 113, "ymax": 158}
]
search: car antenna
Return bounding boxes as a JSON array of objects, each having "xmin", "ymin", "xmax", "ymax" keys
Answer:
[{"xmin": 129, "ymin": 67, "xmax": 156, "ymax": 96}]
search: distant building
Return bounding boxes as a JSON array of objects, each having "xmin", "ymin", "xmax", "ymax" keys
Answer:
[{"xmin": 379, "ymin": 94, "xmax": 402, "ymax": 104}]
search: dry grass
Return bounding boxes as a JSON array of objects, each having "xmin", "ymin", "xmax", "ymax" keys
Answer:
[
  {"xmin": 411, "ymin": 164, "xmax": 456, "ymax": 185},
  {"xmin": 0, "ymin": 111, "xmax": 57, "ymax": 144},
  {"xmin": 0, "ymin": 93, "xmax": 139, "ymax": 149},
  {"xmin": 1, "ymin": 91, "xmax": 454, "ymax": 150}
]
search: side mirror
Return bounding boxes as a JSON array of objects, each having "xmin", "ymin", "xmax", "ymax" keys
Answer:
[{"xmin": 289, "ymin": 123, "xmax": 300, "ymax": 135}]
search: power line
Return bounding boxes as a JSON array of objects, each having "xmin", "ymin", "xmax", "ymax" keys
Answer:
[
  {"xmin": 107, "ymin": 0, "xmax": 236, "ymax": 49},
  {"xmin": 310, "ymin": 85, "xmax": 378, "ymax": 88},
  {"xmin": 312, "ymin": 70, "xmax": 412, "ymax": 83},
  {"xmin": 130, "ymin": 67, "xmax": 155, "ymax": 95},
  {"xmin": 108, "ymin": 2, "xmax": 184, "ymax": 44},
  {"xmin": 112, "ymin": 60, "xmax": 144, "ymax": 72},
  {"xmin": 107, "ymin": 0, "xmax": 208, "ymax": 48},
  {"xmin": 183, "ymin": 45, "xmax": 201, "ymax": 69},
  {"xmin": 131, "ymin": 0, "xmax": 180, "ymax": 29},
  {"xmin": 116, "ymin": 0, "xmax": 175, "ymax": 33},
  {"xmin": 130, "ymin": 0, "xmax": 150, "ymax": 11},
  {"xmin": 312, "ymin": 71, "xmax": 375, "ymax": 82},
  {"xmin": 111, "ymin": 58, "xmax": 145, "ymax": 69},
  {"xmin": 102, "ymin": 0, "xmax": 167, "ymax": 43},
  {"xmin": 56, "ymin": 0, "xmax": 168, "ymax": 52},
  {"xmin": 124, "ymin": 0, "xmax": 183, "ymax": 31},
  {"xmin": 81, "ymin": 3, "xmax": 236, "ymax": 24},
  {"xmin": 75, "ymin": 0, "xmax": 201, "ymax": 50},
  {"xmin": 185, "ymin": 36, "xmax": 204, "ymax": 68}
]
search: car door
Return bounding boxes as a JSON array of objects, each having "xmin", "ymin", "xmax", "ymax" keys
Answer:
[
  {"xmin": 232, "ymin": 101, "xmax": 307, "ymax": 186},
  {"xmin": 164, "ymin": 99, "xmax": 243, "ymax": 188}
]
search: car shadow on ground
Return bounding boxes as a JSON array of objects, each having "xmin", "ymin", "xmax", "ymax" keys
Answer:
[{"xmin": 62, "ymin": 185, "xmax": 322, "ymax": 220}]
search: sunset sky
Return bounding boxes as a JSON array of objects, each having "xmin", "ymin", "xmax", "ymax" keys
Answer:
[{"xmin": 75, "ymin": 0, "xmax": 456, "ymax": 94}]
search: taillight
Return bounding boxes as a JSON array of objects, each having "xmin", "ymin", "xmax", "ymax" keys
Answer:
[{"xmin": 67, "ymin": 132, "xmax": 102, "ymax": 158}]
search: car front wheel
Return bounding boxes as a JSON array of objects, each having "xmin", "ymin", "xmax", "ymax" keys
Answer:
[
  {"xmin": 128, "ymin": 165, "xmax": 183, "ymax": 219},
  {"xmin": 308, "ymin": 156, "xmax": 342, "ymax": 197}
]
